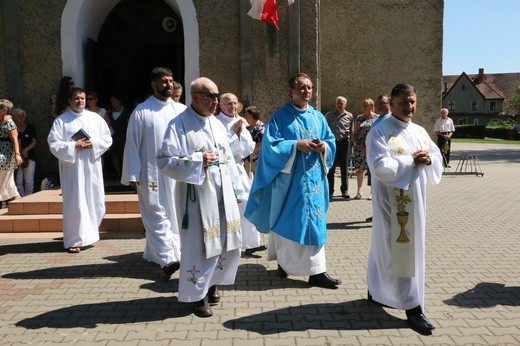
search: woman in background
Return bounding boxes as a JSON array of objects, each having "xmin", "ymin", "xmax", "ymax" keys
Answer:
[
  {"xmin": 0, "ymin": 99, "xmax": 23, "ymax": 207},
  {"xmin": 12, "ymin": 108, "xmax": 37, "ymax": 197}
]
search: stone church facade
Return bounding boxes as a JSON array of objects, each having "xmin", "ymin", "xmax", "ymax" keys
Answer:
[{"xmin": 0, "ymin": 0, "xmax": 443, "ymax": 183}]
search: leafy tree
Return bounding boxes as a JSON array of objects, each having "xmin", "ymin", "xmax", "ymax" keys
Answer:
[{"xmin": 509, "ymin": 81, "xmax": 520, "ymax": 117}]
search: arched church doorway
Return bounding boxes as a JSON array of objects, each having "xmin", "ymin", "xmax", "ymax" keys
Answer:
[
  {"xmin": 90, "ymin": 0, "xmax": 185, "ymax": 109},
  {"xmin": 85, "ymin": 0, "xmax": 184, "ymax": 183}
]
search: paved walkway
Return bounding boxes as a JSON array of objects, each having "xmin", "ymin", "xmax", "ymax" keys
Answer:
[{"xmin": 1, "ymin": 142, "xmax": 519, "ymax": 345}]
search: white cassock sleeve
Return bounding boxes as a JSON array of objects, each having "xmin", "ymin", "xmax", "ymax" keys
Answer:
[
  {"xmin": 157, "ymin": 119, "xmax": 206, "ymax": 185},
  {"xmin": 366, "ymin": 127, "xmax": 415, "ymax": 190},
  {"xmin": 48, "ymin": 119, "xmax": 77, "ymax": 163},
  {"xmin": 227, "ymin": 123, "xmax": 255, "ymax": 160},
  {"xmin": 121, "ymin": 111, "xmax": 143, "ymax": 185}
]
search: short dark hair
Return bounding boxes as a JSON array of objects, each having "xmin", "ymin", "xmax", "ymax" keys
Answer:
[
  {"xmin": 289, "ymin": 72, "xmax": 312, "ymax": 88},
  {"xmin": 68, "ymin": 87, "xmax": 86, "ymax": 100},
  {"xmin": 150, "ymin": 67, "xmax": 173, "ymax": 81},
  {"xmin": 245, "ymin": 106, "xmax": 261, "ymax": 120},
  {"xmin": 390, "ymin": 83, "xmax": 416, "ymax": 99}
]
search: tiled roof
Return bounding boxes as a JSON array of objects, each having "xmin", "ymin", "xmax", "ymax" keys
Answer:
[{"xmin": 443, "ymin": 70, "xmax": 520, "ymax": 112}]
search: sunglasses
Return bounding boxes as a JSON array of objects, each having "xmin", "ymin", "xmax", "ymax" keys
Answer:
[{"xmin": 193, "ymin": 92, "xmax": 220, "ymax": 100}]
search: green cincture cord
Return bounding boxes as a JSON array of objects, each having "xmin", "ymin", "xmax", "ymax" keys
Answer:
[{"xmin": 181, "ymin": 184, "xmax": 197, "ymax": 230}]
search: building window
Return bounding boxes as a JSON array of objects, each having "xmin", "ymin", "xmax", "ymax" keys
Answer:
[
  {"xmin": 458, "ymin": 118, "xmax": 467, "ymax": 125},
  {"xmin": 471, "ymin": 100, "xmax": 479, "ymax": 111},
  {"xmin": 448, "ymin": 100, "xmax": 455, "ymax": 110},
  {"xmin": 474, "ymin": 119, "xmax": 479, "ymax": 125},
  {"xmin": 489, "ymin": 101, "xmax": 497, "ymax": 111},
  {"xmin": 461, "ymin": 84, "xmax": 466, "ymax": 91}
]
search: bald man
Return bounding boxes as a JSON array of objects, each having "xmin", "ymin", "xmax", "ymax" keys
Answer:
[{"xmin": 158, "ymin": 77, "xmax": 245, "ymax": 318}]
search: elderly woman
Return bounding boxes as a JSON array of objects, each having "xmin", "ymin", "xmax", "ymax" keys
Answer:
[
  {"xmin": 12, "ymin": 108, "xmax": 37, "ymax": 197},
  {"xmin": 0, "ymin": 99, "xmax": 23, "ymax": 207},
  {"xmin": 352, "ymin": 98, "xmax": 378, "ymax": 200}
]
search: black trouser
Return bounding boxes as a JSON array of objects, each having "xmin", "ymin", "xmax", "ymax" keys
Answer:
[
  {"xmin": 436, "ymin": 134, "xmax": 451, "ymax": 167},
  {"xmin": 327, "ymin": 139, "xmax": 349, "ymax": 195}
]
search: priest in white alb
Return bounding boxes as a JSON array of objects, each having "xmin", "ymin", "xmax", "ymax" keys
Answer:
[
  {"xmin": 157, "ymin": 77, "xmax": 244, "ymax": 318},
  {"xmin": 365, "ymin": 83, "xmax": 442, "ymax": 335},
  {"xmin": 48, "ymin": 87, "xmax": 112, "ymax": 253},
  {"xmin": 121, "ymin": 67, "xmax": 186, "ymax": 277},
  {"xmin": 215, "ymin": 92, "xmax": 266, "ymax": 256}
]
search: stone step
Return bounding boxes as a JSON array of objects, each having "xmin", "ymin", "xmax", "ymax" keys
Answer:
[
  {"xmin": 0, "ymin": 189, "xmax": 144, "ymax": 233},
  {"xmin": 0, "ymin": 209, "xmax": 144, "ymax": 233},
  {"xmin": 7, "ymin": 189, "xmax": 139, "ymax": 215}
]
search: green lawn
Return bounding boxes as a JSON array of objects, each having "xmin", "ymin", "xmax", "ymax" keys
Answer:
[{"xmin": 452, "ymin": 138, "xmax": 520, "ymax": 145}]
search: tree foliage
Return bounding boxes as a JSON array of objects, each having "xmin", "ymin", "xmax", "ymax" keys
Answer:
[{"xmin": 509, "ymin": 81, "xmax": 520, "ymax": 116}]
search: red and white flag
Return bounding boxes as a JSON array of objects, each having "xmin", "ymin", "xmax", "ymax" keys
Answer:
[{"xmin": 248, "ymin": 0, "xmax": 295, "ymax": 31}]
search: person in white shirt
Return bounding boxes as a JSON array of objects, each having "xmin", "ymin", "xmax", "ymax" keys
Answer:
[{"xmin": 433, "ymin": 108, "xmax": 455, "ymax": 168}]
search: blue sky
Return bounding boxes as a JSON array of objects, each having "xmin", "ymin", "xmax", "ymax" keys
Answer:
[{"xmin": 443, "ymin": 0, "xmax": 520, "ymax": 75}]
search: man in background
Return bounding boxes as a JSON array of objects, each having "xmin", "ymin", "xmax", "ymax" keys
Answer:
[{"xmin": 325, "ymin": 96, "xmax": 353, "ymax": 200}]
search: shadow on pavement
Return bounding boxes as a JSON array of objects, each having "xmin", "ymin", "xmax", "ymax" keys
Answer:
[
  {"xmin": 16, "ymin": 297, "xmax": 191, "ymax": 329},
  {"xmin": 1, "ymin": 252, "xmax": 174, "ymax": 288},
  {"xmin": 0, "ymin": 240, "xmax": 64, "ymax": 255},
  {"xmin": 452, "ymin": 149, "xmax": 520, "ymax": 164},
  {"xmin": 327, "ymin": 221, "xmax": 373, "ymax": 230},
  {"xmin": 443, "ymin": 282, "xmax": 520, "ymax": 308},
  {"xmin": 234, "ymin": 263, "xmax": 313, "ymax": 291},
  {"xmin": 224, "ymin": 299, "xmax": 408, "ymax": 334}
]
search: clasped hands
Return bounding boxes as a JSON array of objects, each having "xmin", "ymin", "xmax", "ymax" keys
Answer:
[
  {"xmin": 75, "ymin": 138, "xmax": 92, "ymax": 149},
  {"xmin": 297, "ymin": 139, "xmax": 325, "ymax": 153},
  {"xmin": 412, "ymin": 149, "xmax": 431, "ymax": 165}
]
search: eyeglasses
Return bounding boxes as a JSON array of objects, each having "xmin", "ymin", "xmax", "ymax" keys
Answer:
[{"xmin": 193, "ymin": 92, "xmax": 220, "ymax": 100}]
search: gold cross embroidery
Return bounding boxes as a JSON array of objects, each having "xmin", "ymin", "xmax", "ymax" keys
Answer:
[{"xmin": 148, "ymin": 182, "xmax": 158, "ymax": 191}]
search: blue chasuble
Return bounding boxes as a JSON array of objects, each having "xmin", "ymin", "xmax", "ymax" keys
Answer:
[{"xmin": 244, "ymin": 102, "xmax": 336, "ymax": 246}]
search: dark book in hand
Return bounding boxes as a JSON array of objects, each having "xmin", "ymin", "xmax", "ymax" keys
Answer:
[{"xmin": 71, "ymin": 128, "xmax": 90, "ymax": 141}]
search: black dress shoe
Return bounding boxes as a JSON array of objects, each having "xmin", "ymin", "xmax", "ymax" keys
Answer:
[
  {"xmin": 193, "ymin": 298, "xmax": 213, "ymax": 318},
  {"xmin": 244, "ymin": 245, "xmax": 267, "ymax": 256},
  {"xmin": 277, "ymin": 264, "xmax": 288, "ymax": 278},
  {"xmin": 308, "ymin": 272, "xmax": 342, "ymax": 289},
  {"xmin": 366, "ymin": 216, "xmax": 372, "ymax": 222},
  {"xmin": 207, "ymin": 285, "xmax": 220, "ymax": 304},
  {"xmin": 407, "ymin": 314, "xmax": 435, "ymax": 335},
  {"xmin": 162, "ymin": 261, "xmax": 180, "ymax": 277},
  {"xmin": 342, "ymin": 193, "xmax": 350, "ymax": 199}
]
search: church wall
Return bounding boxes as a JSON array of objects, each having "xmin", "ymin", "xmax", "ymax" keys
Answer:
[
  {"xmin": 2, "ymin": 0, "xmax": 67, "ymax": 181},
  {"xmin": 0, "ymin": 1, "xmax": 7, "ymax": 98},
  {"xmin": 4, "ymin": 0, "xmax": 443, "ymax": 185},
  {"xmin": 320, "ymin": 0, "xmax": 444, "ymax": 129}
]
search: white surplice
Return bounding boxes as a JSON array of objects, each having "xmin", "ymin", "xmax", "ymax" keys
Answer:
[
  {"xmin": 121, "ymin": 96, "xmax": 186, "ymax": 267},
  {"xmin": 365, "ymin": 115, "xmax": 443, "ymax": 310},
  {"xmin": 215, "ymin": 112, "xmax": 261, "ymax": 249},
  {"xmin": 47, "ymin": 109, "xmax": 112, "ymax": 249},
  {"xmin": 157, "ymin": 107, "xmax": 244, "ymax": 303}
]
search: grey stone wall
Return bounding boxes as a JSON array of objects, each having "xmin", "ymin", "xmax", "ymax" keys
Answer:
[
  {"xmin": 3, "ymin": 0, "xmax": 67, "ymax": 181},
  {"xmin": 320, "ymin": 0, "xmax": 443, "ymax": 128},
  {"xmin": 0, "ymin": 1, "xmax": 7, "ymax": 99}
]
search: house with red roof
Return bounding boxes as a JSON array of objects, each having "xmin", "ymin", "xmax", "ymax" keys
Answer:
[{"xmin": 442, "ymin": 68, "xmax": 520, "ymax": 125}]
